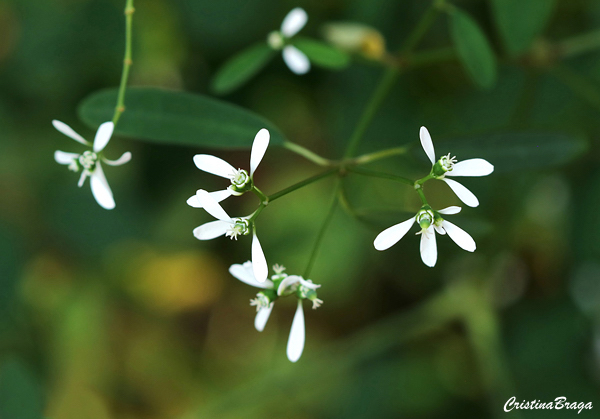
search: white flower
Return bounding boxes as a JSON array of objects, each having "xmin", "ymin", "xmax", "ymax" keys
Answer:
[
  {"xmin": 187, "ymin": 128, "xmax": 270, "ymax": 208},
  {"xmin": 267, "ymin": 8, "xmax": 310, "ymax": 75},
  {"xmin": 374, "ymin": 206, "xmax": 476, "ymax": 267},
  {"xmin": 53, "ymin": 120, "xmax": 131, "ymax": 210},
  {"xmin": 193, "ymin": 189, "xmax": 268, "ymax": 282},
  {"xmin": 229, "ymin": 261, "xmax": 322, "ymax": 362},
  {"xmin": 419, "ymin": 126, "xmax": 494, "ymax": 207}
]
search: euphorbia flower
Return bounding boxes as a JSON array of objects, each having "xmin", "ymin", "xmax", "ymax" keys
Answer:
[
  {"xmin": 53, "ymin": 120, "xmax": 131, "ymax": 210},
  {"xmin": 187, "ymin": 128, "xmax": 270, "ymax": 208},
  {"xmin": 420, "ymin": 126, "xmax": 494, "ymax": 207},
  {"xmin": 374, "ymin": 206, "xmax": 476, "ymax": 267},
  {"xmin": 229, "ymin": 262, "xmax": 322, "ymax": 362},
  {"xmin": 267, "ymin": 8, "xmax": 310, "ymax": 74},
  {"xmin": 193, "ymin": 189, "xmax": 268, "ymax": 282}
]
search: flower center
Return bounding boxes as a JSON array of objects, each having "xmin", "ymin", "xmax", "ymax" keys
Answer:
[
  {"xmin": 439, "ymin": 153, "xmax": 457, "ymax": 172},
  {"xmin": 79, "ymin": 151, "xmax": 98, "ymax": 171},
  {"xmin": 228, "ymin": 169, "xmax": 252, "ymax": 195},
  {"xmin": 416, "ymin": 209, "xmax": 434, "ymax": 231},
  {"xmin": 250, "ymin": 292, "xmax": 272, "ymax": 311},
  {"xmin": 225, "ymin": 218, "xmax": 250, "ymax": 240},
  {"xmin": 267, "ymin": 31, "xmax": 285, "ymax": 49}
]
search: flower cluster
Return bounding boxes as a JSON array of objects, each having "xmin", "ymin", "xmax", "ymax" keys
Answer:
[
  {"xmin": 229, "ymin": 261, "xmax": 322, "ymax": 362},
  {"xmin": 53, "ymin": 120, "xmax": 131, "ymax": 209},
  {"xmin": 374, "ymin": 126, "xmax": 493, "ymax": 267}
]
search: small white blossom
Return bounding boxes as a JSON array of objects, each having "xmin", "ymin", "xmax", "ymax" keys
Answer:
[
  {"xmin": 194, "ymin": 190, "xmax": 268, "ymax": 282},
  {"xmin": 229, "ymin": 262, "xmax": 323, "ymax": 362},
  {"xmin": 187, "ymin": 129, "xmax": 270, "ymax": 208},
  {"xmin": 267, "ymin": 8, "xmax": 310, "ymax": 75},
  {"xmin": 420, "ymin": 126, "xmax": 494, "ymax": 207},
  {"xmin": 53, "ymin": 120, "xmax": 131, "ymax": 210},
  {"xmin": 374, "ymin": 206, "xmax": 476, "ymax": 267}
]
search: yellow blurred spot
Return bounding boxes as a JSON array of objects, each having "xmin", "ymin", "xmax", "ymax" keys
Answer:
[
  {"xmin": 322, "ymin": 22, "xmax": 386, "ymax": 60},
  {"xmin": 127, "ymin": 250, "xmax": 225, "ymax": 314},
  {"xmin": 47, "ymin": 384, "xmax": 112, "ymax": 419}
]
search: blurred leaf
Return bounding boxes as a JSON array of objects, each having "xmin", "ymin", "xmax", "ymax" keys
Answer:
[
  {"xmin": 450, "ymin": 8, "xmax": 497, "ymax": 89},
  {"xmin": 0, "ymin": 358, "xmax": 44, "ymax": 419},
  {"xmin": 293, "ymin": 38, "xmax": 351, "ymax": 69},
  {"xmin": 490, "ymin": 0, "xmax": 556, "ymax": 56},
  {"xmin": 211, "ymin": 43, "xmax": 275, "ymax": 95},
  {"xmin": 439, "ymin": 132, "xmax": 586, "ymax": 173},
  {"xmin": 78, "ymin": 87, "xmax": 286, "ymax": 149}
]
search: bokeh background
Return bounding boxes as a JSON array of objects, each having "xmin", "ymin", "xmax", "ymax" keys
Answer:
[{"xmin": 2, "ymin": 0, "xmax": 600, "ymax": 417}]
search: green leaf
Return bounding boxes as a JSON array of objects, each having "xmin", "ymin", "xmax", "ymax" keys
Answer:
[
  {"xmin": 439, "ymin": 132, "xmax": 586, "ymax": 174},
  {"xmin": 449, "ymin": 8, "xmax": 498, "ymax": 89},
  {"xmin": 211, "ymin": 43, "xmax": 275, "ymax": 95},
  {"xmin": 78, "ymin": 87, "xmax": 286, "ymax": 149},
  {"xmin": 293, "ymin": 38, "xmax": 350, "ymax": 70},
  {"xmin": 490, "ymin": 0, "xmax": 556, "ymax": 56},
  {"xmin": 0, "ymin": 358, "xmax": 44, "ymax": 419}
]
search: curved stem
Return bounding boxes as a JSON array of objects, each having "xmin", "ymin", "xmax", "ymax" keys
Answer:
[
  {"xmin": 343, "ymin": 0, "xmax": 442, "ymax": 158},
  {"xmin": 283, "ymin": 141, "xmax": 335, "ymax": 167},
  {"xmin": 346, "ymin": 166, "xmax": 413, "ymax": 186},
  {"xmin": 349, "ymin": 146, "xmax": 410, "ymax": 165},
  {"xmin": 112, "ymin": 0, "xmax": 135, "ymax": 126},
  {"xmin": 267, "ymin": 168, "xmax": 338, "ymax": 202},
  {"xmin": 304, "ymin": 180, "xmax": 341, "ymax": 278}
]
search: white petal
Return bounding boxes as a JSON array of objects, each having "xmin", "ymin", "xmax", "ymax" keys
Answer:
[
  {"xmin": 255, "ymin": 304, "xmax": 274, "ymax": 332},
  {"xmin": 448, "ymin": 158, "xmax": 494, "ymax": 177},
  {"xmin": 54, "ymin": 150, "xmax": 80, "ymax": 165},
  {"xmin": 280, "ymin": 7, "xmax": 308, "ymax": 37},
  {"xmin": 90, "ymin": 162, "xmax": 115, "ymax": 210},
  {"xmin": 298, "ymin": 277, "xmax": 320, "ymax": 290},
  {"xmin": 420, "ymin": 228, "xmax": 437, "ymax": 267},
  {"xmin": 93, "ymin": 122, "xmax": 114, "ymax": 152},
  {"xmin": 102, "ymin": 151, "xmax": 132, "ymax": 166},
  {"xmin": 195, "ymin": 189, "xmax": 231, "ymax": 221},
  {"xmin": 229, "ymin": 263, "xmax": 273, "ymax": 289},
  {"xmin": 434, "ymin": 225, "xmax": 446, "ymax": 235},
  {"xmin": 419, "ymin": 126, "xmax": 436, "ymax": 165},
  {"xmin": 252, "ymin": 232, "xmax": 269, "ymax": 283},
  {"xmin": 193, "ymin": 155, "xmax": 236, "ymax": 179},
  {"xmin": 438, "ymin": 206, "xmax": 462, "ymax": 215},
  {"xmin": 373, "ymin": 217, "xmax": 415, "ymax": 251},
  {"xmin": 442, "ymin": 220, "xmax": 476, "ymax": 252},
  {"xmin": 187, "ymin": 189, "xmax": 232, "ymax": 208},
  {"xmin": 287, "ymin": 300, "xmax": 305, "ymax": 363},
  {"xmin": 282, "ymin": 45, "xmax": 310, "ymax": 75},
  {"xmin": 52, "ymin": 120, "xmax": 90, "ymax": 146},
  {"xmin": 277, "ymin": 275, "xmax": 301, "ymax": 296},
  {"xmin": 249, "ymin": 129, "xmax": 270, "ymax": 177},
  {"xmin": 442, "ymin": 178, "xmax": 479, "ymax": 207},
  {"xmin": 193, "ymin": 220, "xmax": 231, "ymax": 240}
]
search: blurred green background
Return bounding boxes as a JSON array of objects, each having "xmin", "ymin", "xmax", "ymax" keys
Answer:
[{"xmin": 2, "ymin": 0, "xmax": 600, "ymax": 417}]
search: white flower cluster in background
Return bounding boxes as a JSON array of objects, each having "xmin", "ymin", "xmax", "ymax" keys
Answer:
[{"xmin": 267, "ymin": 8, "xmax": 311, "ymax": 74}]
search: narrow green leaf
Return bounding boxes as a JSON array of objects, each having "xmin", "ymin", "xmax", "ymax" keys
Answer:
[
  {"xmin": 293, "ymin": 38, "xmax": 350, "ymax": 70},
  {"xmin": 490, "ymin": 0, "xmax": 556, "ymax": 56},
  {"xmin": 0, "ymin": 358, "xmax": 44, "ymax": 419},
  {"xmin": 439, "ymin": 132, "xmax": 586, "ymax": 173},
  {"xmin": 77, "ymin": 87, "xmax": 286, "ymax": 149},
  {"xmin": 450, "ymin": 8, "xmax": 498, "ymax": 89},
  {"xmin": 211, "ymin": 43, "xmax": 275, "ymax": 95}
]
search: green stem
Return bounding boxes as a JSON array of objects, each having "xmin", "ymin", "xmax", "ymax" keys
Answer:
[
  {"xmin": 283, "ymin": 141, "xmax": 335, "ymax": 167},
  {"xmin": 112, "ymin": 0, "xmax": 135, "ymax": 126},
  {"xmin": 416, "ymin": 187, "xmax": 429, "ymax": 206},
  {"xmin": 249, "ymin": 203, "xmax": 266, "ymax": 222},
  {"xmin": 349, "ymin": 146, "xmax": 410, "ymax": 165},
  {"xmin": 343, "ymin": 1, "xmax": 442, "ymax": 158},
  {"xmin": 415, "ymin": 173, "xmax": 434, "ymax": 186},
  {"xmin": 557, "ymin": 28, "xmax": 600, "ymax": 59},
  {"xmin": 304, "ymin": 180, "xmax": 341, "ymax": 278},
  {"xmin": 267, "ymin": 168, "xmax": 338, "ymax": 202},
  {"xmin": 252, "ymin": 186, "xmax": 268, "ymax": 204},
  {"xmin": 408, "ymin": 46, "xmax": 456, "ymax": 68},
  {"xmin": 346, "ymin": 167, "xmax": 413, "ymax": 186}
]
